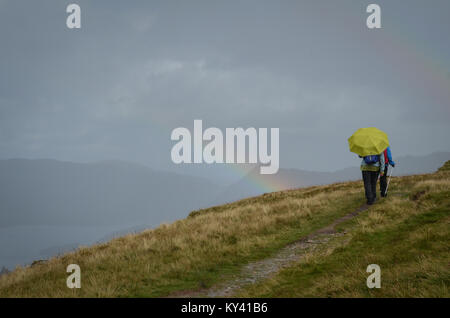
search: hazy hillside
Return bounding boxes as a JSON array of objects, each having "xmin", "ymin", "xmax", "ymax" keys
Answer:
[
  {"xmin": 0, "ymin": 161, "xmax": 448, "ymax": 297},
  {"xmin": 0, "ymin": 159, "xmax": 224, "ymax": 228},
  {"xmin": 393, "ymin": 152, "xmax": 450, "ymax": 175},
  {"xmin": 218, "ymin": 152, "xmax": 450, "ymax": 204}
]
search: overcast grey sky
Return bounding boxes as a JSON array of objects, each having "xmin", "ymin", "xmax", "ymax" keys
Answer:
[{"xmin": 1, "ymin": 0, "xmax": 449, "ymax": 173}]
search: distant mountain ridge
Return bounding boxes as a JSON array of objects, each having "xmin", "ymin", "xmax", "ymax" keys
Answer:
[
  {"xmin": 0, "ymin": 159, "xmax": 224, "ymax": 228},
  {"xmin": 1, "ymin": 152, "xmax": 448, "ymax": 228}
]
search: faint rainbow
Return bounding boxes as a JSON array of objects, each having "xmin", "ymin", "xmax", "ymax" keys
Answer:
[
  {"xmin": 226, "ymin": 11, "xmax": 450, "ymax": 193},
  {"xmin": 226, "ymin": 164, "xmax": 286, "ymax": 193},
  {"xmin": 164, "ymin": 9, "xmax": 449, "ymax": 193}
]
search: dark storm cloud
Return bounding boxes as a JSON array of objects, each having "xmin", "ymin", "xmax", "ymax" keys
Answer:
[{"xmin": 0, "ymin": 0, "xmax": 449, "ymax": 171}]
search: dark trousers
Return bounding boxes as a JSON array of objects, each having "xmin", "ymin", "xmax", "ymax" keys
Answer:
[
  {"xmin": 362, "ymin": 170, "xmax": 380, "ymax": 204},
  {"xmin": 380, "ymin": 166, "xmax": 389, "ymax": 197}
]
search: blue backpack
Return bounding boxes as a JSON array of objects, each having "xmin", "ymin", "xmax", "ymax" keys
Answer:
[{"xmin": 364, "ymin": 155, "xmax": 380, "ymax": 165}]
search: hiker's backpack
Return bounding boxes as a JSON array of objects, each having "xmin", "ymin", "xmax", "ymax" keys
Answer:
[
  {"xmin": 383, "ymin": 149, "xmax": 389, "ymax": 165},
  {"xmin": 363, "ymin": 154, "xmax": 380, "ymax": 165}
]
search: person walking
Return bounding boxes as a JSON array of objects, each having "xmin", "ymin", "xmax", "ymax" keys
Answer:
[
  {"xmin": 380, "ymin": 146, "xmax": 395, "ymax": 197},
  {"xmin": 348, "ymin": 127, "xmax": 390, "ymax": 206},
  {"xmin": 360, "ymin": 153, "xmax": 385, "ymax": 205}
]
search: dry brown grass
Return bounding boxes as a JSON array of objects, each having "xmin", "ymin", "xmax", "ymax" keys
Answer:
[
  {"xmin": 0, "ymin": 180, "xmax": 363, "ymax": 297},
  {"xmin": 1, "ymin": 169, "xmax": 448, "ymax": 298}
]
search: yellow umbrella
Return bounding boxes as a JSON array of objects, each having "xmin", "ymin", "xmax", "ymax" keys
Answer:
[{"xmin": 348, "ymin": 127, "xmax": 389, "ymax": 157}]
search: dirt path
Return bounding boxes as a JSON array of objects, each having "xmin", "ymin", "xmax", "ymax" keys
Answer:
[{"xmin": 170, "ymin": 204, "xmax": 369, "ymax": 298}]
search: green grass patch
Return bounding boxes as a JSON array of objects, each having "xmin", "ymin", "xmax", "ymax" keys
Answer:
[{"xmin": 237, "ymin": 179, "xmax": 450, "ymax": 298}]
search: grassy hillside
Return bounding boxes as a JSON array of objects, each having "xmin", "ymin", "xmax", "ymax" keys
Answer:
[
  {"xmin": 438, "ymin": 160, "xmax": 450, "ymax": 172},
  {"xmin": 0, "ymin": 163, "xmax": 449, "ymax": 297}
]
